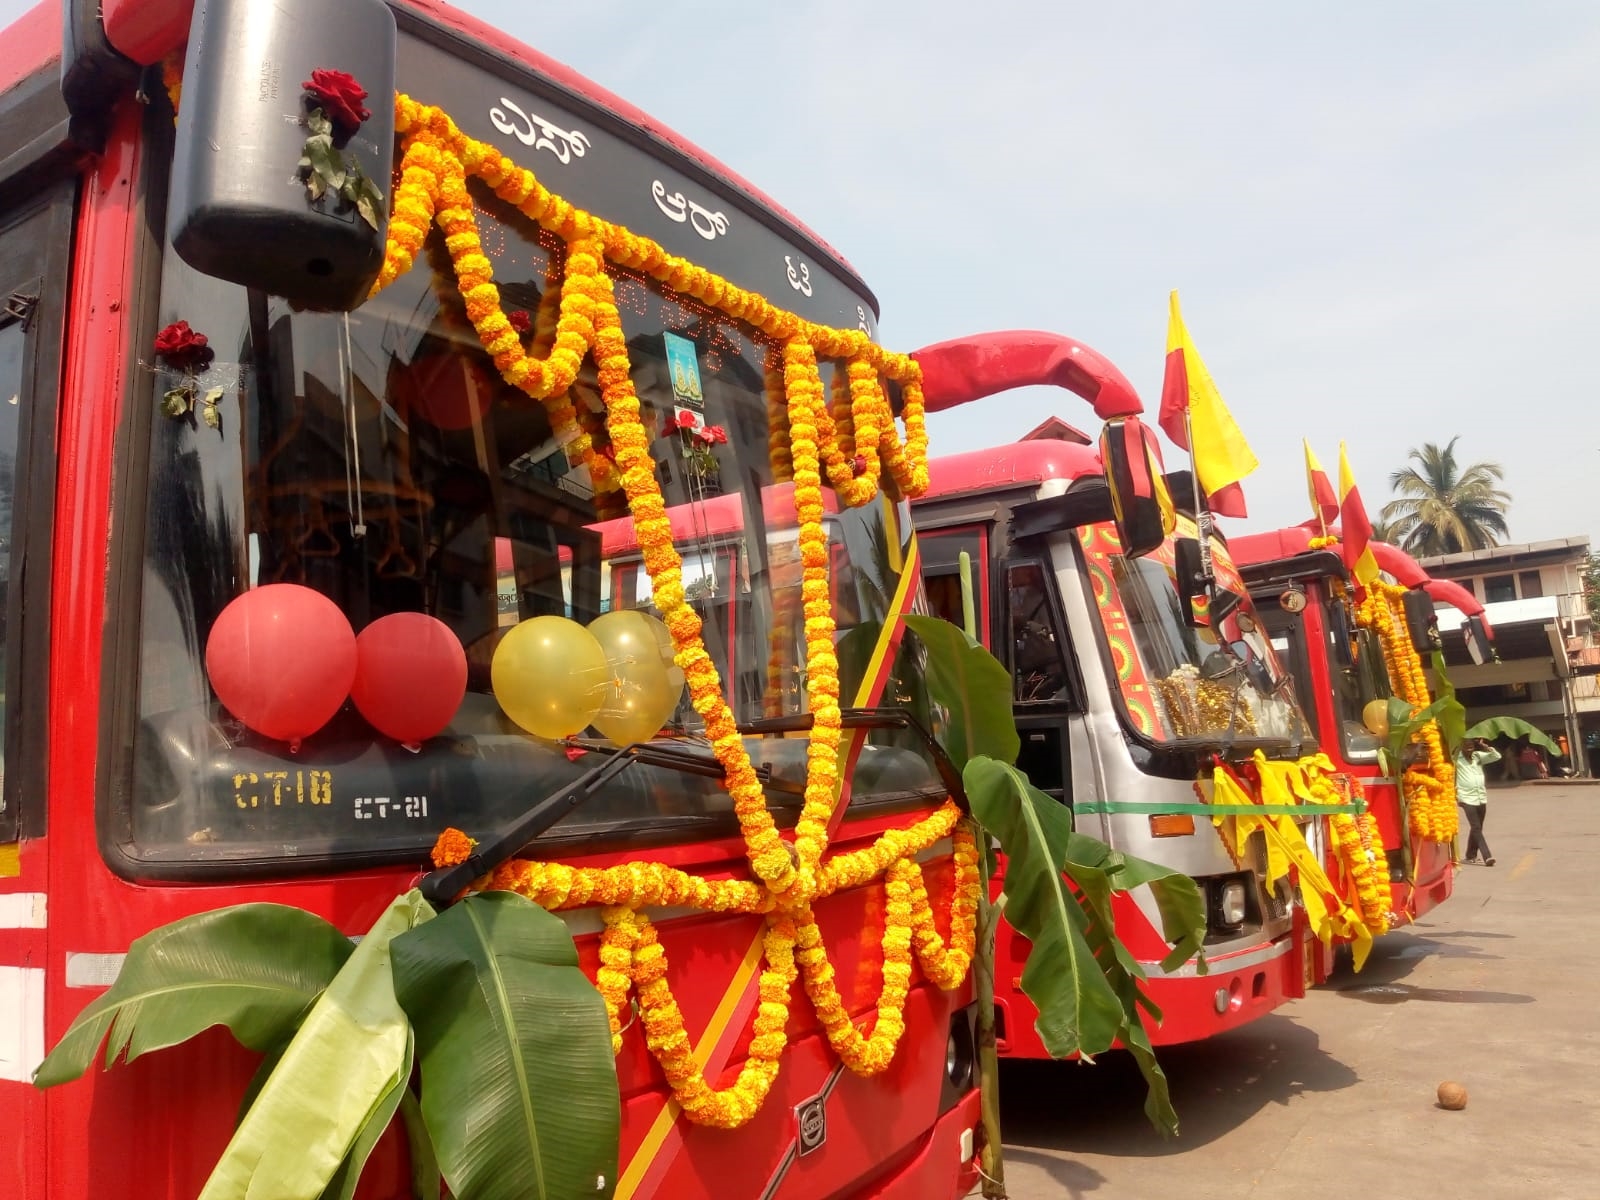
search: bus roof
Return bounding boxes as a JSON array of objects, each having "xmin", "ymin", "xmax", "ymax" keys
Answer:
[
  {"xmin": 0, "ymin": 0, "xmax": 873, "ymax": 310},
  {"xmin": 1232, "ymin": 525, "xmax": 1491, "ymax": 627},
  {"xmin": 924, "ymin": 439, "xmax": 1102, "ymax": 504}
]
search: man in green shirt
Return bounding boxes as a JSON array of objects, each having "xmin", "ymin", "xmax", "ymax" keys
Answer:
[{"xmin": 1455, "ymin": 738, "xmax": 1501, "ymax": 866}]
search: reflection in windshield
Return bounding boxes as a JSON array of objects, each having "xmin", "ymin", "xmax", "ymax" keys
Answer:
[
  {"xmin": 127, "ymin": 184, "xmax": 931, "ymax": 868},
  {"xmin": 1078, "ymin": 521, "xmax": 1309, "ymax": 747}
]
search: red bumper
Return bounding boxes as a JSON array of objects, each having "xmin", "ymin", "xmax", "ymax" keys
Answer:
[
  {"xmin": 858, "ymin": 1089, "xmax": 981, "ymax": 1200},
  {"xmin": 994, "ymin": 934, "xmax": 1302, "ymax": 1057}
]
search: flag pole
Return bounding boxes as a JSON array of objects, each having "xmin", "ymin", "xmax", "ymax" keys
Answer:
[{"xmin": 1183, "ymin": 405, "xmax": 1215, "ymax": 587}]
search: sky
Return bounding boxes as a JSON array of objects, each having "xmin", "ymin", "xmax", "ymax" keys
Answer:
[{"xmin": 5, "ymin": 0, "xmax": 1598, "ymax": 546}]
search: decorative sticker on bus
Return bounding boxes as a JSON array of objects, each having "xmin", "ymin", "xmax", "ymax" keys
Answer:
[{"xmin": 1077, "ymin": 522, "xmax": 1167, "ymax": 738}]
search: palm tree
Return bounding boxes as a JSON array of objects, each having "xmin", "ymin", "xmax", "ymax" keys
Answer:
[{"xmin": 1378, "ymin": 438, "xmax": 1511, "ymax": 556}]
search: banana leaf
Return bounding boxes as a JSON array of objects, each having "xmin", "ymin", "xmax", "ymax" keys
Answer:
[
  {"xmin": 391, "ymin": 890, "xmax": 620, "ymax": 1200},
  {"xmin": 1430, "ymin": 650, "xmax": 1468, "ymax": 754},
  {"xmin": 962, "ymin": 757, "xmax": 1128, "ymax": 1059},
  {"xmin": 199, "ymin": 890, "xmax": 433, "ymax": 1200},
  {"xmin": 1465, "ymin": 716, "xmax": 1563, "ymax": 757},
  {"xmin": 1059, "ymin": 833, "xmax": 1207, "ymax": 978},
  {"xmin": 34, "ymin": 904, "xmax": 354, "ymax": 1088},
  {"xmin": 903, "ymin": 614, "xmax": 1020, "ymax": 769}
]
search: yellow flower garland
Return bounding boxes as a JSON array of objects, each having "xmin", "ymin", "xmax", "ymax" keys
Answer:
[
  {"xmin": 468, "ymin": 804, "xmax": 979, "ymax": 1126},
  {"xmin": 380, "ymin": 93, "xmax": 973, "ymax": 1128},
  {"xmin": 1356, "ymin": 581, "xmax": 1458, "ymax": 842},
  {"xmin": 1317, "ymin": 776, "xmax": 1394, "ymax": 935}
]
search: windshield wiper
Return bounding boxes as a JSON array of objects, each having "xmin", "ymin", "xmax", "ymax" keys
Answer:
[
  {"xmin": 420, "ymin": 708, "xmax": 966, "ymax": 906},
  {"xmin": 418, "ymin": 739, "xmax": 775, "ymax": 906},
  {"xmin": 737, "ymin": 706, "xmax": 968, "ymax": 805}
]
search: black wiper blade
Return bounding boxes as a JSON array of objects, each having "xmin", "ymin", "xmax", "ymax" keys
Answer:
[
  {"xmin": 738, "ymin": 706, "xmax": 968, "ymax": 809},
  {"xmin": 418, "ymin": 739, "xmax": 772, "ymax": 906}
]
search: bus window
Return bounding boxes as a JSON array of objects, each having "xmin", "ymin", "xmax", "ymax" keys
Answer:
[
  {"xmin": 920, "ymin": 529, "xmax": 987, "ymax": 635},
  {"xmin": 0, "ymin": 190, "xmax": 69, "ymax": 843},
  {"xmin": 0, "ymin": 307, "xmax": 21, "ymax": 824},
  {"xmin": 1007, "ymin": 561, "xmax": 1070, "ymax": 703}
]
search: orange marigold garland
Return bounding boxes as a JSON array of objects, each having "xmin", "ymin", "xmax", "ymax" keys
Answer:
[
  {"xmin": 380, "ymin": 90, "xmax": 972, "ymax": 1130},
  {"xmin": 1356, "ymin": 580, "xmax": 1457, "ymax": 843}
]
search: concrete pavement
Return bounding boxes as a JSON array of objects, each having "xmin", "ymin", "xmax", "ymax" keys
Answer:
[{"xmin": 993, "ymin": 785, "xmax": 1600, "ymax": 1200}]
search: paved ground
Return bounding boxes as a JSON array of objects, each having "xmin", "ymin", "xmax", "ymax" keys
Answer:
[{"xmin": 992, "ymin": 785, "xmax": 1600, "ymax": 1200}]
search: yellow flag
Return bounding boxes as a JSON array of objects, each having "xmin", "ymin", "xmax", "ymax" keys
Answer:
[{"xmin": 1159, "ymin": 292, "xmax": 1258, "ymax": 517}]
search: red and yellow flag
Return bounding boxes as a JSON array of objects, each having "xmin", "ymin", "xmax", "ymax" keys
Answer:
[
  {"xmin": 1159, "ymin": 291, "xmax": 1257, "ymax": 518},
  {"xmin": 1304, "ymin": 439, "xmax": 1340, "ymax": 529},
  {"xmin": 1337, "ymin": 442, "xmax": 1380, "ymax": 588}
]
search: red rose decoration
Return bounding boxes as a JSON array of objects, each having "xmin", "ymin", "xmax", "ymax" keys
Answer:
[
  {"xmin": 508, "ymin": 309, "xmax": 532, "ymax": 335},
  {"xmin": 675, "ymin": 410, "xmax": 697, "ymax": 429},
  {"xmin": 303, "ymin": 69, "xmax": 372, "ymax": 137},
  {"xmin": 695, "ymin": 424, "xmax": 728, "ymax": 445},
  {"xmin": 852, "ymin": 455, "xmax": 869, "ymax": 477},
  {"xmin": 153, "ymin": 320, "xmax": 214, "ymax": 371}
]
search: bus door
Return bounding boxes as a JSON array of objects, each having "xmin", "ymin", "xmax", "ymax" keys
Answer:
[
  {"xmin": 1000, "ymin": 555, "xmax": 1081, "ymax": 817},
  {"xmin": 0, "ymin": 182, "xmax": 72, "ymax": 1161}
]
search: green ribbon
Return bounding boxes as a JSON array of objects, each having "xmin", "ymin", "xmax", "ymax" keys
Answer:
[{"xmin": 1073, "ymin": 800, "xmax": 1365, "ymax": 817}]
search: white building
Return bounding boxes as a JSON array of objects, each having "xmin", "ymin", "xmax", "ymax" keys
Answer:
[{"xmin": 1416, "ymin": 537, "xmax": 1599, "ymax": 775}]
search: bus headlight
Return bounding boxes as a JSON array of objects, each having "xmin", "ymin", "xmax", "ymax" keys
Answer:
[{"xmin": 1218, "ymin": 881, "xmax": 1248, "ymax": 927}]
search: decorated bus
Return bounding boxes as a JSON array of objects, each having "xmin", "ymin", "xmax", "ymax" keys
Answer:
[
  {"xmin": 1235, "ymin": 528, "xmax": 1491, "ymax": 930},
  {"xmin": 0, "ymin": 1, "xmax": 990, "ymax": 1196},
  {"xmin": 904, "ymin": 334, "xmax": 1380, "ymax": 1055}
]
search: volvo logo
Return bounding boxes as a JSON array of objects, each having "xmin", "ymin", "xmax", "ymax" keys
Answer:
[{"xmin": 795, "ymin": 1097, "xmax": 827, "ymax": 1157}]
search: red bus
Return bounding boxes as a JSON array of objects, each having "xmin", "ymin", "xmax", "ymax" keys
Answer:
[
  {"xmin": 0, "ymin": 2, "xmax": 980, "ymax": 1196},
  {"xmin": 907, "ymin": 333, "xmax": 1327, "ymax": 1053},
  {"xmin": 1236, "ymin": 528, "xmax": 1491, "ymax": 930}
]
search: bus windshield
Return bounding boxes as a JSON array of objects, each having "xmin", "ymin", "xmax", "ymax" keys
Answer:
[
  {"xmin": 120, "ymin": 129, "xmax": 934, "ymax": 877},
  {"xmin": 1076, "ymin": 520, "xmax": 1310, "ymax": 754}
]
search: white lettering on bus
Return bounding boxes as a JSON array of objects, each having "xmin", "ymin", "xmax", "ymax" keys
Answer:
[
  {"xmin": 488, "ymin": 98, "xmax": 591, "ymax": 165},
  {"xmin": 650, "ymin": 180, "xmax": 729, "ymax": 241}
]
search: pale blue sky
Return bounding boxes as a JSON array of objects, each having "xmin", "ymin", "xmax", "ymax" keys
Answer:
[{"xmin": 5, "ymin": 0, "xmax": 1598, "ymax": 546}]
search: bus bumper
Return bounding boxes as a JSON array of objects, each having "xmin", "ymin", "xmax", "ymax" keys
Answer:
[
  {"xmin": 993, "ymin": 931, "xmax": 1300, "ymax": 1057},
  {"xmin": 859, "ymin": 1088, "xmax": 982, "ymax": 1199},
  {"xmin": 1140, "ymin": 933, "xmax": 1301, "ymax": 1046}
]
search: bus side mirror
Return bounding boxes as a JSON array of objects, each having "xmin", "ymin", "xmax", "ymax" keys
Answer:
[
  {"xmin": 1465, "ymin": 614, "xmax": 1494, "ymax": 666},
  {"xmin": 168, "ymin": 0, "xmax": 397, "ymax": 311},
  {"xmin": 1099, "ymin": 416, "xmax": 1174, "ymax": 560},
  {"xmin": 1401, "ymin": 588, "xmax": 1440, "ymax": 653}
]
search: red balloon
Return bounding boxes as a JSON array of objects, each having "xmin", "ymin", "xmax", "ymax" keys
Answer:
[
  {"xmin": 351, "ymin": 613, "xmax": 468, "ymax": 746},
  {"xmin": 205, "ymin": 585, "xmax": 358, "ymax": 746}
]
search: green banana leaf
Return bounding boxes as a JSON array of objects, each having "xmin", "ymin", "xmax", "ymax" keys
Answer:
[
  {"xmin": 1059, "ymin": 833, "xmax": 1207, "ymax": 978},
  {"xmin": 33, "ymin": 904, "xmax": 354, "ymax": 1088},
  {"xmin": 1465, "ymin": 716, "xmax": 1563, "ymax": 757},
  {"xmin": 199, "ymin": 890, "xmax": 433, "ymax": 1200},
  {"xmin": 1429, "ymin": 650, "xmax": 1468, "ymax": 755},
  {"xmin": 903, "ymin": 614, "xmax": 1020, "ymax": 769},
  {"xmin": 962, "ymin": 757, "xmax": 1128, "ymax": 1059},
  {"xmin": 319, "ymin": 1032, "xmax": 416, "ymax": 1200},
  {"xmin": 1384, "ymin": 695, "xmax": 1448, "ymax": 775},
  {"xmin": 391, "ymin": 891, "xmax": 620, "ymax": 1200}
]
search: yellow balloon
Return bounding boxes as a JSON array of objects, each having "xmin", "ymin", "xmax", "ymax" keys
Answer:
[
  {"xmin": 588, "ymin": 610, "xmax": 686, "ymax": 747},
  {"xmin": 1362, "ymin": 699, "xmax": 1390, "ymax": 738},
  {"xmin": 645, "ymin": 610, "xmax": 688, "ymax": 692},
  {"xmin": 492, "ymin": 615, "xmax": 609, "ymax": 740}
]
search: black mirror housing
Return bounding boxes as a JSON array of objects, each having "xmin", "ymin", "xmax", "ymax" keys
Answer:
[
  {"xmin": 1401, "ymin": 588, "xmax": 1440, "ymax": 653},
  {"xmin": 1099, "ymin": 416, "xmax": 1174, "ymax": 559},
  {"xmin": 168, "ymin": 0, "xmax": 397, "ymax": 310}
]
